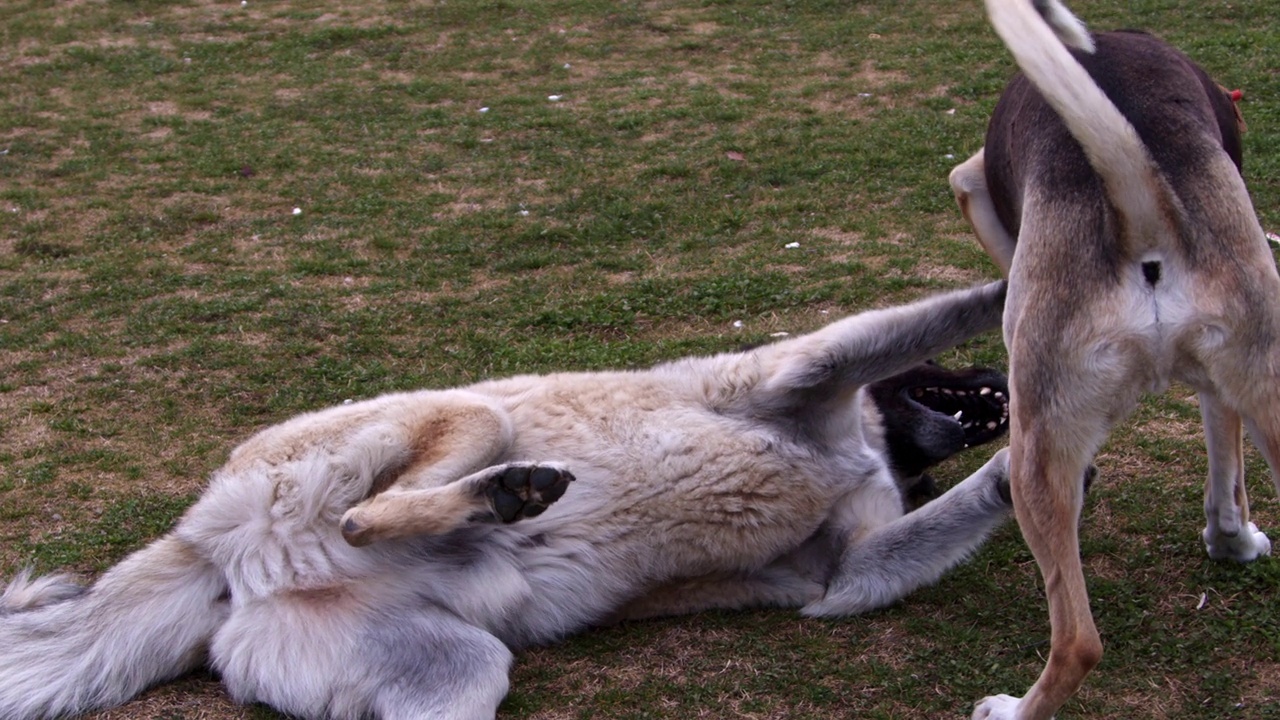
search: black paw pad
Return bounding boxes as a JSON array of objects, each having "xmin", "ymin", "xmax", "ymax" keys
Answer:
[
  {"xmin": 530, "ymin": 467, "xmax": 569, "ymax": 503},
  {"xmin": 488, "ymin": 465, "xmax": 575, "ymax": 523},
  {"xmin": 492, "ymin": 489, "xmax": 526, "ymax": 523}
]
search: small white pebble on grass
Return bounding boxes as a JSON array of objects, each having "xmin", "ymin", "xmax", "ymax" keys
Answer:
[
  {"xmin": 732, "ymin": 320, "xmax": 744, "ymax": 328},
  {"xmin": 944, "ymin": 153, "xmax": 955, "ymax": 159},
  {"xmin": 479, "ymin": 107, "xmax": 490, "ymax": 113},
  {"xmin": 548, "ymin": 95, "xmax": 563, "ymax": 102},
  {"xmin": 769, "ymin": 332, "xmax": 790, "ymax": 338},
  {"xmin": 1266, "ymin": 231, "xmax": 1280, "ymax": 245},
  {"xmin": 945, "ymin": 108, "xmax": 956, "ymax": 115},
  {"xmin": 784, "ymin": 242, "xmax": 800, "ymax": 249},
  {"xmin": 292, "ymin": 207, "xmax": 302, "ymax": 215}
]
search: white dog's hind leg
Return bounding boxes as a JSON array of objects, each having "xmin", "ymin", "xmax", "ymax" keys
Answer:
[
  {"xmin": 341, "ymin": 462, "xmax": 575, "ymax": 546},
  {"xmin": 802, "ymin": 449, "xmax": 1012, "ymax": 617},
  {"xmin": 216, "ymin": 589, "xmax": 512, "ymax": 720},
  {"xmin": 365, "ymin": 610, "xmax": 513, "ymax": 720},
  {"xmin": 1200, "ymin": 392, "xmax": 1271, "ymax": 561}
]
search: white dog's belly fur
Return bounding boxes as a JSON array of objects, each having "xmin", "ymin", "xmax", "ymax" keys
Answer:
[{"xmin": 180, "ymin": 370, "xmax": 879, "ymax": 650}]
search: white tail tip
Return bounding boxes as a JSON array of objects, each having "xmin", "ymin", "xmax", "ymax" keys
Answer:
[{"xmin": 1034, "ymin": 0, "xmax": 1095, "ymax": 52}]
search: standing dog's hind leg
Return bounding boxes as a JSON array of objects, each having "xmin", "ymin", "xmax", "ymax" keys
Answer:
[
  {"xmin": 974, "ymin": 433, "xmax": 1101, "ymax": 720},
  {"xmin": 949, "ymin": 149, "xmax": 1017, "ymax": 277},
  {"xmin": 1200, "ymin": 391, "xmax": 1270, "ymax": 561}
]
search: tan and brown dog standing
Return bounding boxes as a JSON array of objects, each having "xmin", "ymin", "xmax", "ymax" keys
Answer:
[{"xmin": 950, "ymin": 1, "xmax": 1278, "ymax": 718}]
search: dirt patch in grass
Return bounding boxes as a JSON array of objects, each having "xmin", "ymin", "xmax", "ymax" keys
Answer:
[{"xmin": 82, "ymin": 676, "xmax": 253, "ymax": 720}]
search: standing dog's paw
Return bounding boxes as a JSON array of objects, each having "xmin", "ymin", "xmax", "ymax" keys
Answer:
[
  {"xmin": 486, "ymin": 463, "xmax": 574, "ymax": 523},
  {"xmin": 972, "ymin": 694, "xmax": 1033, "ymax": 720},
  {"xmin": 1203, "ymin": 522, "xmax": 1272, "ymax": 562}
]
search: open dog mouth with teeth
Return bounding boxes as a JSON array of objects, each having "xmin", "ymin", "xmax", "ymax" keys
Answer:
[
  {"xmin": 868, "ymin": 361, "xmax": 1011, "ymax": 506},
  {"xmin": 909, "ymin": 381, "xmax": 1010, "ymax": 449}
]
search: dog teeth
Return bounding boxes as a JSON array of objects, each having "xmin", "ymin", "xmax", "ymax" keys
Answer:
[
  {"xmin": 986, "ymin": 421, "xmax": 998, "ymax": 430},
  {"xmin": 953, "ymin": 411, "xmax": 964, "ymax": 420},
  {"xmin": 994, "ymin": 391, "xmax": 1005, "ymax": 400},
  {"xmin": 979, "ymin": 387, "xmax": 991, "ymax": 396}
]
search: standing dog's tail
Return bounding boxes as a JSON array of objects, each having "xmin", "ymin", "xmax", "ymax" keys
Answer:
[
  {"xmin": 986, "ymin": 0, "xmax": 1173, "ymax": 247},
  {"xmin": 0, "ymin": 535, "xmax": 229, "ymax": 719}
]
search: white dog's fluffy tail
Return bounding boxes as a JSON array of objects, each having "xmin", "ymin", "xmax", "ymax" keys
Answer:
[
  {"xmin": 0, "ymin": 535, "xmax": 229, "ymax": 719},
  {"xmin": 986, "ymin": 0, "xmax": 1172, "ymax": 246}
]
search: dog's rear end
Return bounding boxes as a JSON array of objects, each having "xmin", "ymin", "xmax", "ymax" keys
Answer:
[{"xmin": 957, "ymin": 1, "xmax": 1280, "ymax": 718}]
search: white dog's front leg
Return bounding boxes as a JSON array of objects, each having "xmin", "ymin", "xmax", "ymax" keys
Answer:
[
  {"xmin": 802, "ymin": 449, "xmax": 1011, "ymax": 617},
  {"xmin": 972, "ymin": 694, "xmax": 1039, "ymax": 719}
]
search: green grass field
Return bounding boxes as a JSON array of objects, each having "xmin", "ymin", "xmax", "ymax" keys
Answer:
[{"xmin": 2, "ymin": 0, "xmax": 1278, "ymax": 718}]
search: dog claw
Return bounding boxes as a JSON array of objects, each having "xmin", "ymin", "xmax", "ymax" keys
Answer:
[{"xmin": 340, "ymin": 515, "xmax": 375, "ymax": 547}]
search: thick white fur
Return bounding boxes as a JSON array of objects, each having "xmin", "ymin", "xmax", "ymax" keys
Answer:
[{"xmin": 0, "ymin": 282, "xmax": 1013, "ymax": 720}]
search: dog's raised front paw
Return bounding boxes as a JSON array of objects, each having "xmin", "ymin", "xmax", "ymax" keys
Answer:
[
  {"xmin": 972, "ymin": 694, "xmax": 1036, "ymax": 720},
  {"xmin": 486, "ymin": 463, "xmax": 574, "ymax": 523},
  {"xmin": 1203, "ymin": 522, "xmax": 1271, "ymax": 562}
]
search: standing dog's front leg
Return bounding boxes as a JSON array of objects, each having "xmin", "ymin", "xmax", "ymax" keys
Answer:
[{"xmin": 950, "ymin": 149, "xmax": 1017, "ymax": 277}]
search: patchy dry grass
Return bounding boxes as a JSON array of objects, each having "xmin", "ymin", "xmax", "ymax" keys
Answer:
[{"xmin": 2, "ymin": 0, "xmax": 1279, "ymax": 718}]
